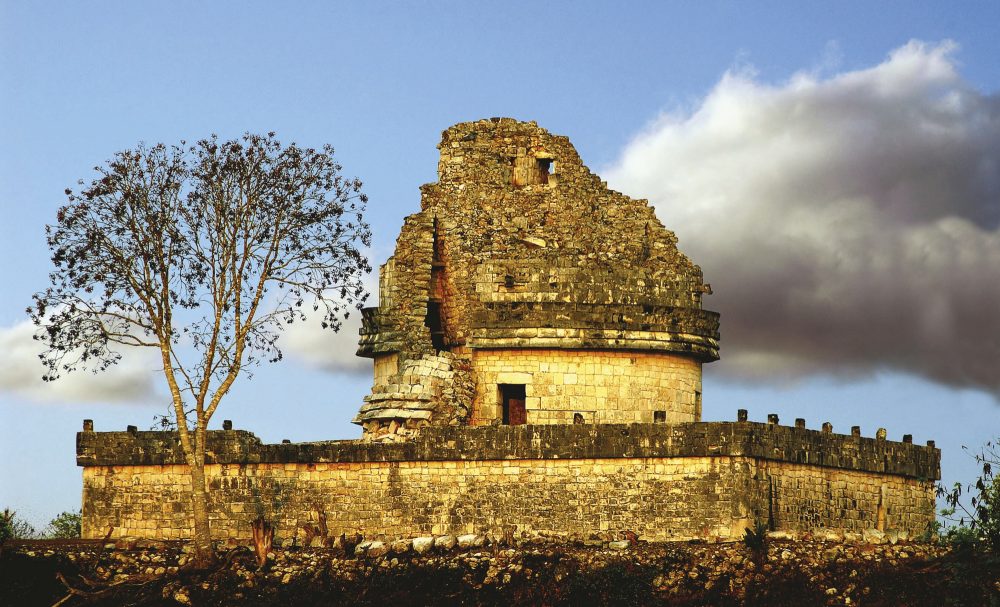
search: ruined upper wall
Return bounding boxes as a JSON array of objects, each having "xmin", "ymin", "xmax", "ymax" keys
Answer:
[{"xmin": 358, "ymin": 118, "xmax": 720, "ymax": 362}]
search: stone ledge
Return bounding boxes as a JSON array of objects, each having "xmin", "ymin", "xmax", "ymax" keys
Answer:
[
  {"xmin": 467, "ymin": 333, "xmax": 719, "ymax": 361},
  {"xmin": 77, "ymin": 421, "xmax": 940, "ymax": 480}
]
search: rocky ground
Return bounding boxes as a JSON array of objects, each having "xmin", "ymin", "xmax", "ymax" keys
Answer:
[{"xmin": 2, "ymin": 536, "xmax": 998, "ymax": 606}]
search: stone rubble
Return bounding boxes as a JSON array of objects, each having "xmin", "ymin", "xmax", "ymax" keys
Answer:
[{"xmin": 4, "ymin": 537, "xmax": 998, "ymax": 606}]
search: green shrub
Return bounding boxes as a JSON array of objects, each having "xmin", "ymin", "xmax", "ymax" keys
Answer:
[
  {"xmin": 1, "ymin": 508, "xmax": 36, "ymax": 556},
  {"xmin": 939, "ymin": 438, "xmax": 1000, "ymax": 554},
  {"xmin": 44, "ymin": 511, "xmax": 81, "ymax": 539},
  {"xmin": 742, "ymin": 520, "xmax": 769, "ymax": 560}
]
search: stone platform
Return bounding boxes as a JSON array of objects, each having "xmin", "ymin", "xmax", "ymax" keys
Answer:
[{"xmin": 77, "ymin": 419, "xmax": 938, "ymax": 543}]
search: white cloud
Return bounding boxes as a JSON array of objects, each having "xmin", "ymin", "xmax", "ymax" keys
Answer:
[
  {"xmin": 4, "ymin": 270, "xmax": 380, "ymax": 404},
  {"xmin": 0, "ymin": 318, "xmax": 160, "ymax": 404},
  {"xmin": 606, "ymin": 40, "xmax": 1000, "ymax": 394},
  {"xmin": 282, "ymin": 310, "xmax": 370, "ymax": 375},
  {"xmin": 281, "ymin": 275, "xmax": 379, "ymax": 375}
]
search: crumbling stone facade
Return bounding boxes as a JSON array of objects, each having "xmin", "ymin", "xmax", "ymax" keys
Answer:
[
  {"xmin": 356, "ymin": 118, "xmax": 718, "ymax": 440},
  {"xmin": 76, "ymin": 119, "xmax": 939, "ymax": 545}
]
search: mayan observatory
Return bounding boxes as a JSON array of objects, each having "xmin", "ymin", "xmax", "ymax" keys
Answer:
[{"xmin": 77, "ymin": 118, "xmax": 940, "ymax": 544}]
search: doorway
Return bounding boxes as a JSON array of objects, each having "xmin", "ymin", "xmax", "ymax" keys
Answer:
[{"xmin": 499, "ymin": 384, "xmax": 526, "ymax": 425}]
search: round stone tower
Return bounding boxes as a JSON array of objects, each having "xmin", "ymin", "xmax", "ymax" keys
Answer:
[{"xmin": 354, "ymin": 118, "xmax": 719, "ymax": 440}]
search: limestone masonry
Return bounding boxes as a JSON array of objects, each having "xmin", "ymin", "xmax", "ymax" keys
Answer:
[{"xmin": 78, "ymin": 118, "xmax": 939, "ymax": 544}]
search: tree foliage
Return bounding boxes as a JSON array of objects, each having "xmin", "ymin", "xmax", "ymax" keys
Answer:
[
  {"xmin": 30, "ymin": 133, "xmax": 371, "ymax": 559},
  {"xmin": 32, "ymin": 133, "xmax": 370, "ymax": 388},
  {"xmin": 44, "ymin": 510, "xmax": 82, "ymax": 539},
  {"xmin": 1, "ymin": 508, "xmax": 36, "ymax": 556},
  {"xmin": 940, "ymin": 438, "xmax": 1000, "ymax": 553}
]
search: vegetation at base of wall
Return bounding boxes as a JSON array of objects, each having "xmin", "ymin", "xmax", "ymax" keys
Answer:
[
  {"xmin": 938, "ymin": 437, "xmax": 1000, "ymax": 554},
  {"xmin": 0, "ymin": 508, "xmax": 36, "ymax": 559},
  {"xmin": 741, "ymin": 520, "xmax": 769, "ymax": 561},
  {"xmin": 2, "ymin": 509, "xmax": 86, "ymax": 545},
  {"xmin": 44, "ymin": 511, "xmax": 81, "ymax": 539},
  {"xmin": 1, "ymin": 509, "xmax": 37, "ymax": 543}
]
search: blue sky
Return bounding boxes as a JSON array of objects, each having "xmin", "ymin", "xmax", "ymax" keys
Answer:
[{"xmin": 2, "ymin": 1, "xmax": 999, "ymax": 529}]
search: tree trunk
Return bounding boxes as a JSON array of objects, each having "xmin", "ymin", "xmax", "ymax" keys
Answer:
[{"xmin": 189, "ymin": 459, "xmax": 213, "ymax": 565}]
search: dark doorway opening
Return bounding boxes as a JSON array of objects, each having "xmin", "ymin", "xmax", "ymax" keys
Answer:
[
  {"xmin": 424, "ymin": 301, "xmax": 447, "ymax": 352},
  {"xmin": 499, "ymin": 384, "xmax": 526, "ymax": 425}
]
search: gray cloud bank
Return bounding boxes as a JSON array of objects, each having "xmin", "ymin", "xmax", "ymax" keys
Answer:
[
  {"xmin": 0, "ymin": 319, "xmax": 159, "ymax": 404},
  {"xmin": 281, "ymin": 275, "xmax": 380, "ymax": 375},
  {"xmin": 606, "ymin": 41, "xmax": 1000, "ymax": 394},
  {"xmin": 282, "ymin": 311, "xmax": 370, "ymax": 375},
  {"xmin": 0, "ymin": 274, "xmax": 376, "ymax": 405},
  {"xmin": 0, "ymin": 306, "xmax": 370, "ymax": 405}
]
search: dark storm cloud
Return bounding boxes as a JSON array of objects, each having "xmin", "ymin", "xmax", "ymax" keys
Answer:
[{"xmin": 607, "ymin": 41, "xmax": 1000, "ymax": 394}]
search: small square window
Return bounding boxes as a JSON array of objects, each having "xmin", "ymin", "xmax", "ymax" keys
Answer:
[
  {"xmin": 511, "ymin": 156, "xmax": 555, "ymax": 186},
  {"xmin": 536, "ymin": 158, "xmax": 552, "ymax": 184}
]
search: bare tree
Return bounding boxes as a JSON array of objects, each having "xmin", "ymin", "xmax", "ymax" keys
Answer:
[{"xmin": 30, "ymin": 133, "xmax": 371, "ymax": 563}]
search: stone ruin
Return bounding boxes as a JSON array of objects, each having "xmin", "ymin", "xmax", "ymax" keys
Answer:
[
  {"xmin": 355, "ymin": 118, "xmax": 718, "ymax": 440},
  {"xmin": 76, "ymin": 119, "xmax": 939, "ymax": 545}
]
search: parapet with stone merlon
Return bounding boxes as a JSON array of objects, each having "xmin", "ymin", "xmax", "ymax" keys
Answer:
[{"xmin": 75, "ymin": 417, "xmax": 940, "ymax": 481}]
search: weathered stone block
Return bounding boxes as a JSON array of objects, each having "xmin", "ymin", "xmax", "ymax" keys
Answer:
[
  {"xmin": 413, "ymin": 537, "xmax": 436, "ymax": 554},
  {"xmin": 434, "ymin": 535, "xmax": 457, "ymax": 551}
]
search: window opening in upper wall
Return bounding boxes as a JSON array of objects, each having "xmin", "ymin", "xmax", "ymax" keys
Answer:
[
  {"xmin": 512, "ymin": 156, "xmax": 555, "ymax": 187},
  {"xmin": 499, "ymin": 384, "xmax": 527, "ymax": 425},
  {"xmin": 654, "ymin": 411, "xmax": 667, "ymax": 423},
  {"xmin": 536, "ymin": 158, "xmax": 552, "ymax": 184}
]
